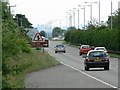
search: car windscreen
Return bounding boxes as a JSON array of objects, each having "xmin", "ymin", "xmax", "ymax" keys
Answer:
[
  {"xmin": 89, "ymin": 51, "xmax": 107, "ymax": 57},
  {"xmin": 56, "ymin": 45, "xmax": 64, "ymax": 48},
  {"xmin": 96, "ymin": 48, "xmax": 106, "ymax": 51},
  {"xmin": 82, "ymin": 46, "xmax": 89, "ymax": 48}
]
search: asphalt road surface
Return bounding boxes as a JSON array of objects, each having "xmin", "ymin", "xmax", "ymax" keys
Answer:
[{"xmin": 25, "ymin": 41, "xmax": 118, "ymax": 88}]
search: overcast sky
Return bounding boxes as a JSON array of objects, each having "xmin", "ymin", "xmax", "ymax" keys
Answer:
[{"xmin": 9, "ymin": 0, "xmax": 120, "ymax": 28}]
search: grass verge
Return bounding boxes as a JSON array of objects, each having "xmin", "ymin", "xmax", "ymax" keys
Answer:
[
  {"xmin": 3, "ymin": 49, "xmax": 60, "ymax": 88},
  {"xmin": 108, "ymin": 53, "xmax": 120, "ymax": 58}
]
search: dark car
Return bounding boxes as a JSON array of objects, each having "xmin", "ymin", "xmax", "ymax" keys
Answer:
[
  {"xmin": 54, "ymin": 44, "xmax": 66, "ymax": 53},
  {"xmin": 79, "ymin": 45, "xmax": 91, "ymax": 55},
  {"xmin": 84, "ymin": 50, "xmax": 109, "ymax": 71}
]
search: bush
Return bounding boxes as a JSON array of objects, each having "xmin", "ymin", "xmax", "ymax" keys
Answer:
[{"xmin": 64, "ymin": 28, "xmax": 119, "ymax": 51}]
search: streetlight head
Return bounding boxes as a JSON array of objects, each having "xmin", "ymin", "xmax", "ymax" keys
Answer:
[
  {"xmin": 78, "ymin": 5, "xmax": 82, "ymax": 7},
  {"xmin": 94, "ymin": 2, "xmax": 98, "ymax": 3}
]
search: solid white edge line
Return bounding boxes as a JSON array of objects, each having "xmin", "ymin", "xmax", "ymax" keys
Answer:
[
  {"xmin": 48, "ymin": 52, "xmax": 53, "ymax": 57},
  {"xmin": 48, "ymin": 52, "xmax": 117, "ymax": 88},
  {"xmin": 59, "ymin": 61, "xmax": 117, "ymax": 88}
]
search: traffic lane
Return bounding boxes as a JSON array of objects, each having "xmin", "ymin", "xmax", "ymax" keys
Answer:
[
  {"xmin": 45, "ymin": 41, "xmax": 118, "ymax": 87},
  {"xmin": 46, "ymin": 47, "xmax": 118, "ymax": 88},
  {"xmin": 25, "ymin": 64, "xmax": 112, "ymax": 88},
  {"xmin": 49, "ymin": 41, "xmax": 118, "ymax": 71},
  {"xmin": 47, "ymin": 41, "xmax": 118, "ymax": 72},
  {"xmin": 49, "ymin": 41, "xmax": 118, "ymax": 70}
]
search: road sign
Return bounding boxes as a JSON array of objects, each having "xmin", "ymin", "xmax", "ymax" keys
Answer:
[
  {"xmin": 32, "ymin": 32, "xmax": 44, "ymax": 48},
  {"xmin": 33, "ymin": 32, "xmax": 43, "ymax": 41}
]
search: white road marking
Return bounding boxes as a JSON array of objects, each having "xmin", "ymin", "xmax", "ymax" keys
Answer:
[
  {"xmin": 48, "ymin": 52, "xmax": 53, "ymax": 57},
  {"xmin": 59, "ymin": 61, "xmax": 117, "ymax": 88},
  {"xmin": 48, "ymin": 51, "xmax": 117, "ymax": 88}
]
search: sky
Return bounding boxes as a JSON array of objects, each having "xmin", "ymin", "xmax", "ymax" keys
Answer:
[{"xmin": 9, "ymin": 0, "xmax": 120, "ymax": 29}]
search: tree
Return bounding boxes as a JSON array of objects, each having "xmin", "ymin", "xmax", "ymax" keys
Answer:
[
  {"xmin": 40, "ymin": 30, "xmax": 47, "ymax": 37},
  {"xmin": 14, "ymin": 14, "xmax": 33, "ymax": 28},
  {"xmin": 52, "ymin": 27, "xmax": 62, "ymax": 37}
]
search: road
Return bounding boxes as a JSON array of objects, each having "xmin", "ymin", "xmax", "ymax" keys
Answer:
[{"xmin": 25, "ymin": 41, "xmax": 118, "ymax": 88}]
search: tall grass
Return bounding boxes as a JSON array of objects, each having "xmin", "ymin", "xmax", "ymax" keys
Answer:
[{"xmin": 2, "ymin": 49, "xmax": 60, "ymax": 88}]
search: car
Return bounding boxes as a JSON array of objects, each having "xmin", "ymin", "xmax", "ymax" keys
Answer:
[
  {"xmin": 94, "ymin": 47, "xmax": 107, "ymax": 53},
  {"xmin": 79, "ymin": 45, "xmax": 91, "ymax": 55},
  {"xmin": 54, "ymin": 44, "xmax": 66, "ymax": 53},
  {"xmin": 84, "ymin": 50, "xmax": 109, "ymax": 71}
]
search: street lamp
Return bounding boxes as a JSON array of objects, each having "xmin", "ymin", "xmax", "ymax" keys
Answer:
[
  {"xmin": 78, "ymin": 5, "xmax": 90, "ymax": 30},
  {"xmin": 98, "ymin": 0, "xmax": 100, "ymax": 24},
  {"xmin": 69, "ymin": 10, "xmax": 72, "ymax": 27},
  {"xmin": 85, "ymin": 2, "xmax": 97, "ymax": 24},
  {"xmin": 111, "ymin": 0, "xmax": 113, "ymax": 29},
  {"xmin": 73, "ymin": 8, "xmax": 76, "ymax": 28},
  {"xmin": 8, "ymin": 5, "xmax": 16, "ymax": 14},
  {"xmin": 66, "ymin": 12, "xmax": 69, "ymax": 29},
  {"xmin": 77, "ymin": 9, "xmax": 80, "ymax": 29}
]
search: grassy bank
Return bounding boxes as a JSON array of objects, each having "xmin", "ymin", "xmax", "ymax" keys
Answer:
[{"xmin": 3, "ymin": 49, "xmax": 60, "ymax": 88}]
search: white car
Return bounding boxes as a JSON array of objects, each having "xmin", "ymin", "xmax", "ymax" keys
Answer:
[{"xmin": 94, "ymin": 47, "xmax": 107, "ymax": 53}]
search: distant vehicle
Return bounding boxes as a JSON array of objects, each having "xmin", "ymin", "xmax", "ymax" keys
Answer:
[
  {"xmin": 52, "ymin": 37, "xmax": 60, "ymax": 41},
  {"xmin": 94, "ymin": 47, "xmax": 107, "ymax": 53},
  {"xmin": 84, "ymin": 50, "xmax": 109, "ymax": 71},
  {"xmin": 79, "ymin": 45, "xmax": 91, "ymax": 55},
  {"xmin": 41, "ymin": 36, "xmax": 49, "ymax": 47},
  {"xmin": 54, "ymin": 44, "xmax": 66, "ymax": 53}
]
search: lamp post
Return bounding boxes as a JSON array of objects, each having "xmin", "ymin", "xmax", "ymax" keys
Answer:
[
  {"xmin": 69, "ymin": 10, "xmax": 72, "ymax": 27},
  {"xmin": 78, "ymin": 5, "xmax": 89, "ymax": 30},
  {"xmin": 77, "ymin": 9, "xmax": 80, "ymax": 29},
  {"xmin": 85, "ymin": 2, "xmax": 97, "ymax": 24},
  {"xmin": 111, "ymin": 0, "xmax": 113, "ymax": 29},
  {"xmin": 73, "ymin": 8, "xmax": 76, "ymax": 28},
  {"xmin": 66, "ymin": 12, "xmax": 69, "ymax": 29},
  {"xmin": 8, "ymin": 5, "xmax": 16, "ymax": 14},
  {"xmin": 99, "ymin": 0, "xmax": 100, "ymax": 24}
]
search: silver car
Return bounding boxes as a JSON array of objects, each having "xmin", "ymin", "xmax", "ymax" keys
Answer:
[{"xmin": 54, "ymin": 44, "xmax": 66, "ymax": 53}]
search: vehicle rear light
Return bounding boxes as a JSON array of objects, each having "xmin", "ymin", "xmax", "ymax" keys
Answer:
[
  {"xmin": 86, "ymin": 58, "xmax": 91, "ymax": 62},
  {"xmin": 106, "ymin": 57, "xmax": 109, "ymax": 61}
]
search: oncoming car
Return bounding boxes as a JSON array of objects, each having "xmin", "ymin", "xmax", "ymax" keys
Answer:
[
  {"xmin": 54, "ymin": 44, "xmax": 66, "ymax": 53},
  {"xmin": 84, "ymin": 50, "xmax": 109, "ymax": 71},
  {"xmin": 79, "ymin": 45, "xmax": 91, "ymax": 55}
]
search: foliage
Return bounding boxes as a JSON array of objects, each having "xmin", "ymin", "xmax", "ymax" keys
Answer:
[
  {"xmin": 64, "ymin": 9, "xmax": 120, "ymax": 52},
  {"xmin": 40, "ymin": 30, "xmax": 47, "ymax": 37},
  {"xmin": 52, "ymin": 27, "xmax": 66, "ymax": 37},
  {"xmin": 2, "ymin": 2, "xmax": 32, "ymax": 88},
  {"xmin": 64, "ymin": 28, "xmax": 119, "ymax": 51},
  {"xmin": 2, "ymin": 49, "xmax": 60, "ymax": 88},
  {"xmin": 13, "ymin": 14, "xmax": 33, "ymax": 28}
]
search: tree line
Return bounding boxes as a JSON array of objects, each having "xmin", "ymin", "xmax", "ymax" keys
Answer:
[{"xmin": 64, "ymin": 9, "xmax": 120, "ymax": 52}]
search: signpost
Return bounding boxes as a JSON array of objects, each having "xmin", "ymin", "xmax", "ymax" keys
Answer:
[{"xmin": 31, "ymin": 32, "xmax": 45, "ymax": 52}]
